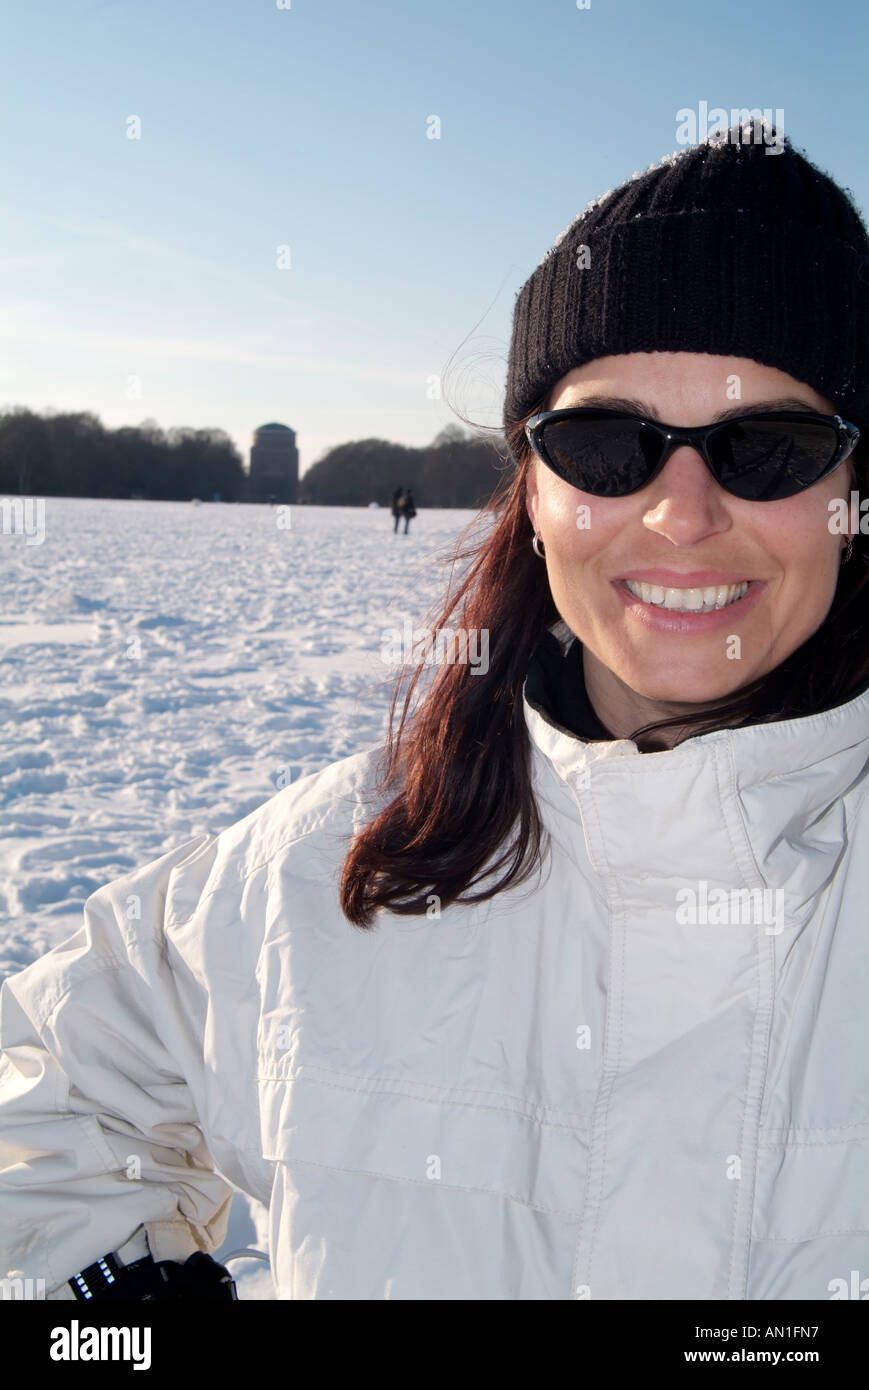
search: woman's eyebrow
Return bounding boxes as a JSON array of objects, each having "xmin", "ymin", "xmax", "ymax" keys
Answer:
[{"xmin": 558, "ymin": 394, "xmax": 820, "ymax": 421}]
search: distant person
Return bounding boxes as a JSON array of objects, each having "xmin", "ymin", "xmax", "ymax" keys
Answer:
[
  {"xmin": 391, "ymin": 487, "xmax": 405, "ymax": 532},
  {"xmin": 401, "ymin": 489, "xmax": 417, "ymax": 534}
]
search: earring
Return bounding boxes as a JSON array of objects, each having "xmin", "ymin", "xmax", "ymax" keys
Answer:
[
  {"xmin": 841, "ymin": 537, "xmax": 854, "ymax": 565},
  {"xmin": 532, "ymin": 531, "xmax": 546, "ymax": 558}
]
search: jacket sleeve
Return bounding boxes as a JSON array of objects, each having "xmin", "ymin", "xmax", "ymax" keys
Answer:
[{"xmin": 0, "ymin": 834, "xmax": 234, "ymax": 1298}]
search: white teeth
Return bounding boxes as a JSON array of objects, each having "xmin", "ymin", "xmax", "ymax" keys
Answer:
[{"xmin": 625, "ymin": 579, "xmax": 750, "ymax": 612}]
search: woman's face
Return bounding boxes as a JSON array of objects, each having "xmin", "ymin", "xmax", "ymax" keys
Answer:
[{"xmin": 524, "ymin": 352, "xmax": 856, "ymax": 732}]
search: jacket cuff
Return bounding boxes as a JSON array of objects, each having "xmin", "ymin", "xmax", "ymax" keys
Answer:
[{"xmin": 143, "ymin": 1217, "xmax": 207, "ymax": 1264}]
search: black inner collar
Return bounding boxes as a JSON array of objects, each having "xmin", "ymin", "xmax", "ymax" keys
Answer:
[
  {"xmin": 524, "ymin": 630, "xmax": 613, "ymax": 742},
  {"xmin": 524, "ymin": 625, "xmax": 869, "ymax": 747}
]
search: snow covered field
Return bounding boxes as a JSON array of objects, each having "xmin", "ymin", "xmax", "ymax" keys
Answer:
[{"xmin": 0, "ymin": 495, "xmax": 486, "ymax": 1297}]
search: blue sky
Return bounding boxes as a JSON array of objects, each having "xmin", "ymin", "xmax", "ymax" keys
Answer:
[{"xmin": 2, "ymin": 0, "xmax": 867, "ymax": 477}]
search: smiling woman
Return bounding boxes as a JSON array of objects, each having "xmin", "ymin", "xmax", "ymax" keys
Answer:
[
  {"xmin": 2, "ymin": 122, "xmax": 869, "ymax": 1304},
  {"xmin": 343, "ymin": 128, "xmax": 869, "ymax": 925}
]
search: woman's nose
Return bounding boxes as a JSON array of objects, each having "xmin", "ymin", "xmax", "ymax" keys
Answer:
[{"xmin": 638, "ymin": 446, "xmax": 733, "ymax": 544}]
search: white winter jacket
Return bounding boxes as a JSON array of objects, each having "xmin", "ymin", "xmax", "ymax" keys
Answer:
[{"xmin": 3, "ymin": 619, "xmax": 869, "ymax": 1301}]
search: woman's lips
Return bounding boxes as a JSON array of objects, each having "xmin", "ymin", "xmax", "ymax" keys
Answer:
[{"xmin": 612, "ymin": 578, "xmax": 766, "ymax": 633}]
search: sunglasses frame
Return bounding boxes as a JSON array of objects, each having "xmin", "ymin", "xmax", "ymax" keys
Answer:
[{"xmin": 524, "ymin": 406, "xmax": 861, "ymax": 500}]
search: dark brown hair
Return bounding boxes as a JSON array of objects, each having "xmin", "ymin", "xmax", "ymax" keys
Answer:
[{"xmin": 339, "ymin": 401, "xmax": 869, "ymax": 929}]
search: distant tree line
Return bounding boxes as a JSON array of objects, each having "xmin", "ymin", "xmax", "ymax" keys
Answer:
[
  {"xmin": 0, "ymin": 408, "xmax": 245, "ymax": 500},
  {"xmin": 299, "ymin": 424, "xmax": 507, "ymax": 508},
  {"xmin": 0, "ymin": 409, "xmax": 508, "ymax": 507}
]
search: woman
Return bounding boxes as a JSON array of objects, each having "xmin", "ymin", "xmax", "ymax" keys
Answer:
[{"xmin": 2, "ymin": 124, "xmax": 869, "ymax": 1302}]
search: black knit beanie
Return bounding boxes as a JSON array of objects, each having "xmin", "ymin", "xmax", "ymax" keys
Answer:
[{"xmin": 503, "ymin": 122, "xmax": 869, "ymax": 442}]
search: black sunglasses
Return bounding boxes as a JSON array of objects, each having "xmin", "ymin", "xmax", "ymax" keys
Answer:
[{"xmin": 524, "ymin": 407, "xmax": 861, "ymax": 501}]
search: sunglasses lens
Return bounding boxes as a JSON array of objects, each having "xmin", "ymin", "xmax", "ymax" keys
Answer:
[
  {"xmin": 539, "ymin": 415, "xmax": 660, "ymax": 496},
  {"xmin": 708, "ymin": 418, "xmax": 840, "ymax": 500}
]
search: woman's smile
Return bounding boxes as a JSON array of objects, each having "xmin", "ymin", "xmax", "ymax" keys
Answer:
[
  {"xmin": 612, "ymin": 575, "xmax": 766, "ymax": 633},
  {"xmin": 619, "ymin": 569, "xmax": 752, "ymax": 609}
]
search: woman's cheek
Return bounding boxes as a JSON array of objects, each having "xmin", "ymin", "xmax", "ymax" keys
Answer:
[
  {"xmin": 542, "ymin": 482, "xmax": 608, "ymax": 542},
  {"xmin": 563, "ymin": 495, "xmax": 626, "ymax": 553}
]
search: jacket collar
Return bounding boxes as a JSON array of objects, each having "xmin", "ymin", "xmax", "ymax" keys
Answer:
[{"xmin": 522, "ymin": 619, "xmax": 869, "ymax": 903}]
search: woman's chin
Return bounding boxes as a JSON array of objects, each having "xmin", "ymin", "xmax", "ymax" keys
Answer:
[{"xmin": 614, "ymin": 661, "xmax": 759, "ymax": 708}]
